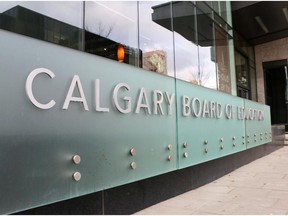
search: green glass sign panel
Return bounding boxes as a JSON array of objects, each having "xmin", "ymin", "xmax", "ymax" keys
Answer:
[
  {"xmin": 176, "ymin": 80, "xmax": 246, "ymax": 168},
  {"xmin": 0, "ymin": 30, "xmax": 272, "ymax": 214},
  {"xmin": 0, "ymin": 30, "xmax": 177, "ymax": 214},
  {"xmin": 244, "ymin": 100, "xmax": 272, "ymax": 149}
]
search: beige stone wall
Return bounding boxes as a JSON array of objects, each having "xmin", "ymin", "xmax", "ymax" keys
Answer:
[{"xmin": 255, "ymin": 37, "xmax": 288, "ymax": 104}]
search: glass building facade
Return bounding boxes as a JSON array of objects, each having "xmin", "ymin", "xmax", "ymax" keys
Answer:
[
  {"xmin": 234, "ymin": 30, "xmax": 257, "ymax": 101},
  {"xmin": 0, "ymin": 1, "xmax": 234, "ymax": 93}
]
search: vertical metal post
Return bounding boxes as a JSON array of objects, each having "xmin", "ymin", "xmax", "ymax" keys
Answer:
[
  {"xmin": 102, "ymin": 190, "xmax": 105, "ymax": 215},
  {"xmin": 81, "ymin": 1, "xmax": 85, "ymax": 52},
  {"xmin": 284, "ymin": 65, "xmax": 288, "ymax": 124},
  {"xmin": 285, "ymin": 65, "xmax": 288, "ymax": 103}
]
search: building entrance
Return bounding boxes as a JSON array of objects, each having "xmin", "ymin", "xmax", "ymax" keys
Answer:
[{"xmin": 264, "ymin": 60, "xmax": 288, "ymax": 125}]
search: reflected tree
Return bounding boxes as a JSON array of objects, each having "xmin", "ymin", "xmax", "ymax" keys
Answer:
[
  {"xmin": 188, "ymin": 62, "xmax": 211, "ymax": 86},
  {"xmin": 86, "ymin": 21, "xmax": 114, "ymax": 38}
]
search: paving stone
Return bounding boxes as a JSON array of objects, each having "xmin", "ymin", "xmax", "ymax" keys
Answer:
[
  {"xmin": 273, "ymin": 198, "xmax": 288, "ymax": 210},
  {"xmin": 134, "ymin": 146, "xmax": 288, "ymax": 215},
  {"xmin": 134, "ymin": 204, "xmax": 194, "ymax": 215}
]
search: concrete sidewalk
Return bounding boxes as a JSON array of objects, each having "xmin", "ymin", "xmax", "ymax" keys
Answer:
[{"xmin": 135, "ymin": 146, "xmax": 288, "ymax": 215}]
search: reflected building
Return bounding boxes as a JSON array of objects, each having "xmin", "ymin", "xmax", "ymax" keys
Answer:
[
  {"xmin": 152, "ymin": 1, "xmax": 232, "ymax": 92},
  {"xmin": 0, "ymin": 5, "xmax": 82, "ymax": 50},
  {"xmin": 142, "ymin": 50, "xmax": 167, "ymax": 75},
  {"xmin": 0, "ymin": 5, "xmax": 142, "ymax": 67}
]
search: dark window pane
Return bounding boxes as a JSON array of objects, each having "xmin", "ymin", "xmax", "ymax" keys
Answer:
[{"xmin": 0, "ymin": 2, "xmax": 83, "ymax": 50}]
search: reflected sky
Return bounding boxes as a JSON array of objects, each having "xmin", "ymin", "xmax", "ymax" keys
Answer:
[
  {"xmin": 139, "ymin": 1, "xmax": 174, "ymax": 77},
  {"xmin": 85, "ymin": 1, "xmax": 138, "ymax": 47}
]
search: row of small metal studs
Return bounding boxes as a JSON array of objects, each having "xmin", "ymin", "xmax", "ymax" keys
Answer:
[
  {"xmin": 182, "ymin": 132, "xmax": 272, "ymax": 158},
  {"xmin": 129, "ymin": 145, "xmax": 174, "ymax": 170}
]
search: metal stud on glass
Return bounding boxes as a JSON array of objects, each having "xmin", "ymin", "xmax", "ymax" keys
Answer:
[
  {"xmin": 72, "ymin": 155, "xmax": 81, "ymax": 165},
  {"xmin": 130, "ymin": 162, "xmax": 137, "ymax": 169},
  {"xmin": 73, "ymin": 172, "xmax": 81, "ymax": 181},
  {"xmin": 130, "ymin": 148, "xmax": 137, "ymax": 156},
  {"xmin": 204, "ymin": 148, "xmax": 208, "ymax": 154},
  {"xmin": 220, "ymin": 138, "xmax": 224, "ymax": 142},
  {"xmin": 204, "ymin": 140, "xmax": 208, "ymax": 145},
  {"xmin": 183, "ymin": 142, "xmax": 188, "ymax": 148},
  {"xmin": 168, "ymin": 155, "xmax": 172, "ymax": 161},
  {"xmin": 183, "ymin": 152, "xmax": 188, "ymax": 158},
  {"xmin": 220, "ymin": 145, "xmax": 224, "ymax": 150},
  {"xmin": 168, "ymin": 144, "xmax": 172, "ymax": 151}
]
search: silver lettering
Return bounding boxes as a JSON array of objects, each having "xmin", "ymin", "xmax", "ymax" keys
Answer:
[
  {"xmin": 135, "ymin": 88, "xmax": 151, "ymax": 114},
  {"xmin": 25, "ymin": 68, "xmax": 56, "ymax": 109},
  {"xmin": 182, "ymin": 96, "xmax": 190, "ymax": 117},
  {"xmin": 202, "ymin": 100, "xmax": 210, "ymax": 118},
  {"xmin": 210, "ymin": 101, "xmax": 216, "ymax": 118},
  {"xmin": 95, "ymin": 79, "xmax": 109, "ymax": 112},
  {"xmin": 153, "ymin": 90, "xmax": 164, "ymax": 115},
  {"xmin": 165, "ymin": 92, "xmax": 175, "ymax": 115},
  {"xmin": 216, "ymin": 103, "xmax": 222, "ymax": 119},
  {"xmin": 63, "ymin": 75, "xmax": 89, "ymax": 111},
  {"xmin": 112, "ymin": 83, "xmax": 131, "ymax": 114},
  {"xmin": 225, "ymin": 104, "xmax": 232, "ymax": 119},
  {"xmin": 192, "ymin": 97, "xmax": 202, "ymax": 118}
]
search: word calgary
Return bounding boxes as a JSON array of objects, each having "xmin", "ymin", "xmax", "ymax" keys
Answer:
[{"xmin": 25, "ymin": 68, "xmax": 264, "ymax": 121}]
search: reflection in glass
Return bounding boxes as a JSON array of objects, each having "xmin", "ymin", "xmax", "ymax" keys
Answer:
[
  {"xmin": 215, "ymin": 24, "xmax": 231, "ymax": 93},
  {"xmin": 0, "ymin": 1, "xmax": 235, "ymax": 93},
  {"xmin": 235, "ymin": 52, "xmax": 248, "ymax": 87},
  {"xmin": 173, "ymin": 2, "xmax": 218, "ymax": 89},
  {"xmin": 140, "ymin": 1, "xmax": 174, "ymax": 77},
  {"xmin": 172, "ymin": 1, "xmax": 199, "ymax": 83},
  {"xmin": 85, "ymin": 1, "xmax": 139, "ymax": 66},
  {"xmin": 197, "ymin": 7, "xmax": 217, "ymax": 89},
  {"xmin": 249, "ymin": 66, "xmax": 257, "ymax": 101},
  {"xmin": 235, "ymin": 51, "xmax": 250, "ymax": 99},
  {"xmin": 234, "ymin": 30, "xmax": 257, "ymax": 100},
  {"xmin": 0, "ymin": 1, "xmax": 83, "ymax": 50}
]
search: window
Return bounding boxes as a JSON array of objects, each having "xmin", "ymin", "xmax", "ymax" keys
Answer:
[
  {"xmin": 215, "ymin": 24, "xmax": 231, "ymax": 93},
  {"xmin": 139, "ymin": 1, "xmax": 174, "ymax": 77},
  {"xmin": 234, "ymin": 30, "xmax": 257, "ymax": 101},
  {"xmin": 0, "ymin": 1, "xmax": 236, "ymax": 93},
  {"xmin": 173, "ymin": 1, "xmax": 232, "ymax": 92},
  {"xmin": 0, "ymin": 2, "xmax": 83, "ymax": 50},
  {"xmin": 85, "ymin": 1, "xmax": 139, "ymax": 66},
  {"xmin": 235, "ymin": 51, "xmax": 250, "ymax": 99},
  {"xmin": 197, "ymin": 6, "xmax": 217, "ymax": 89},
  {"xmin": 173, "ymin": 1, "xmax": 198, "ymax": 83}
]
